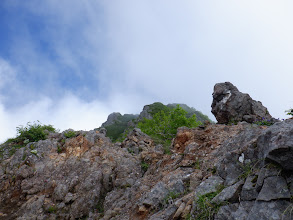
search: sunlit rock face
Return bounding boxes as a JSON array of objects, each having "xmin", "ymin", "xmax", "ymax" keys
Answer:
[{"xmin": 211, "ymin": 82, "xmax": 272, "ymax": 124}]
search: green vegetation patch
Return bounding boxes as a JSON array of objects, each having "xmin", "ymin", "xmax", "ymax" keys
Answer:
[
  {"xmin": 47, "ymin": 205, "xmax": 57, "ymax": 213},
  {"xmin": 148, "ymin": 102, "xmax": 170, "ymax": 116},
  {"xmin": 193, "ymin": 185, "xmax": 226, "ymax": 220},
  {"xmin": 254, "ymin": 118, "xmax": 275, "ymax": 126},
  {"xmin": 138, "ymin": 105, "xmax": 202, "ymax": 148},
  {"xmin": 160, "ymin": 190, "xmax": 181, "ymax": 209},
  {"xmin": 104, "ymin": 114, "xmax": 137, "ymax": 142},
  {"xmin": 64, "ymin": 130, "xmax": 76, "ymax": 138},
  {"xmin": 1, "ymin": 121, "xmax": 56, "ymax": 158},
  {"xmin": 141, "ymin": 161, "xmax": 149, "ymax": 172},
  {"xmin": 5, "ymin": 121, "xmax": 56, "ymax": 146}
]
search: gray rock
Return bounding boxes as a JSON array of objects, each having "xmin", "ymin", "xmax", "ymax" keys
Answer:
[
  {"xmin": 137, "ymin": 105, "xmax": 153, "ymax": 121},
  {"xmin": 258, "ymin": 119, "xmax": 293, "ymax": 170},
  {"xmin": 240, "ymin": 176, "xmax": 259, "ymax": 201},
  {"xmin": 148, "ymin": 205, "xmax": 178, "ymax": 220},
  {"xmin": 140, "ymin": 182, "xmax": 169, "ymax": 207},
  {"xmin": 257, "ymin": 176, "xmax": 290, "ymax": 201},
  {"xmin": 16, "ymin": 195, "xmax": 46, "ymax": 220},
  {"xmin": 256, "ymin": 167, "xmax": 281, "ymax": 190},
  {"xmin": 85, "ymin": 129, "xmax": 108, "ymax": 144},
  {"xmin": 102, "ymin": 112, "xmax": 122, "ymax": 127},
  {"xmin": 212, "ymin": 180, "xmax": 244, "ymax": 203},
  {"xmin": 286, "ymin": 174, "xmax": 293, "ymax": 196},
  {"xmin": 215, "ymin": 201, "xmax": 254, "ymax": 220},
  {"xmin": 167, "ymin": 179, "xmax": 185, "ymax": 195},
  {"xmin": 215, "ymin": 125, "xmax": 263, "ymax": 186},
  {"xmin": 53, "ymin": 184, "xmax": 69, "ymax": 201},
  {"xmin": 195, "ymin": 176, "xmax": 224, "ymax": 199},
  {"xmin": 247, "ymin": 200, "xmax": 292, "ymax": 220},
  {"xmin": 211, "ymin": 82, "xmax": 272, "ymax": 124},
  {"xmin": 215, "ymin": 203, "xmax": 239, "ymax": 220}
]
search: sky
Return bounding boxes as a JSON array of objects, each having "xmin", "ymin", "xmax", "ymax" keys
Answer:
[{"xmin": 0, "ymin": 0, "xmax": 293, "ymax": 142}]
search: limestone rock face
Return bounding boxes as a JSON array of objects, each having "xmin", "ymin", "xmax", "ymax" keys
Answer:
[{"xmin": 211, "ymin": 82, "xmax": 272, "ymax": 124}]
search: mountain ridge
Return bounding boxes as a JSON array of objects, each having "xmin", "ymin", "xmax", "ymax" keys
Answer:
[
  {"xmin": 0, "ymin": 82, "xmax": 292, "ymax": 220},
  {"xmin": 101, "ymin": 102, "xmax": 212, "ymax": 141}
]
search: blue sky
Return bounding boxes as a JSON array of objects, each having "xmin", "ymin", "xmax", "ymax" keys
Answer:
[{"xmin": 1, "ymin": 0, "xmax": 293, "ymax": 142}]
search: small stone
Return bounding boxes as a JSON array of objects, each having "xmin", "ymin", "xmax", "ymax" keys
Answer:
[
  {"xmin": 138, "ymin": 205, "xmax": 147, "ymax": 213},
  {"xmin": 173, "ymin": 202, "xmax": 186, "ymax": 218}
]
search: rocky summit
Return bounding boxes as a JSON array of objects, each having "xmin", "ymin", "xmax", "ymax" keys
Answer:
[
  {"xmin": 0, "ymin": 82, "xmax": 293, "ymax": 220},
  {"xmin": 211, "ymin": 82, "xmax": 274, "ymax": 124}
]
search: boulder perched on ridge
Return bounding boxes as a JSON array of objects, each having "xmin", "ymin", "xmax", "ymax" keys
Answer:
[{"xmin": 211, "ymin": 82, "xmax": 272, "ymax": 124}]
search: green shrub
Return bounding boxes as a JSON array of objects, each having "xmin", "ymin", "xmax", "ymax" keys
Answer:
[
  {"xmin": 148, "ymin": 102, "xmax": 170, "ymax": 116},
  {"xmin": 2, "ymin": 122, "xmax": 56, "ymax": 157},
  {"xmin": 138, "ymin": 105, "xmax": 201, "ymax": 147},
  {"xmin": 286, "ymin": 108, "xmax": 293, "ymax": 116},
  {"xmin": 5, "ymin": 121, "xmax": 56, "ymax": 145},
  {"xmin": 167, "ymin": 103, "xmax": 212, "ymax": 123},
  {"xmin": 64, "ymin": 130, "xmax": 76, "ymax": 138},
  {"xmin": 5, "ymin": 121, "xmax": 56, "ymax": 148}
]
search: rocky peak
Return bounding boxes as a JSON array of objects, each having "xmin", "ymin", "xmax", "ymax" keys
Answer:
[
  {"xmin": 1, "ymin": 83, "xmax": 292, "ymax": 220},
  {"xmin": 211, "ymin": 82, "xmax": 273, "ymax": 124},
  {"xmin": 101, "ymin": 112, "xmax": 122, "ymax": 127}
]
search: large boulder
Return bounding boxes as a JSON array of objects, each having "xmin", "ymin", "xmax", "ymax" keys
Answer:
[
  {"xmin": 258, "ymin": 119, "xmax": 293, "ymax": 170},
  {"xmin": 211, "ymin": 82, "xmax": 272, "ymax": 124}
]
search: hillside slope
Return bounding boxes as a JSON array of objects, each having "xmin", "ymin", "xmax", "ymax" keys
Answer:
[
  {"xmin": 1, "ymin": 120, "xmax": 292, "ymax": 219},
  {"xmin": 0, "ymin": 82, "xmax": 292, "ymax": 220}
]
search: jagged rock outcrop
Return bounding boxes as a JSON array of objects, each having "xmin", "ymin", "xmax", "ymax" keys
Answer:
[
  {"xmin": 102, "ymin": 112, "xmax": 122, "ymax": 127},
  {"xmin": 1, "ymin": 84, "xmax": 292, "ymax": 220},
  {"xmin": 211, "ymin": 82, "xmax": 273, "ymax": 124},
  {"xmin": 1, "ymin": 119, "xmax": 293, "ymax": 219}
]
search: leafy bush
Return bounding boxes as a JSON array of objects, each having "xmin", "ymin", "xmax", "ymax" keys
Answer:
[
  {"xmin": 5, "ymin": 121, "xmax": 56, "ymax": 145},
  {"xmin": 148, "ymin": 102, "xmax": 170, "ymax": 116},
  {"xmin": 286, "ymin": 109, "xmax": 293, "ymax": 116},
  {"xmin": 138, "ymin": 105, "xmax": 201, "ymax": 146},
  {"xmin": 64, "ymin": 130, "xmax": 76, "ymax": 138},
  {"xmin": 167, "ymin": 103, "xmax": 212, "ymax": 123}
]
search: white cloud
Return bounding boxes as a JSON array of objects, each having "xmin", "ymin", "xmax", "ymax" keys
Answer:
[
  {"xmin": 100, "ymin": 0, "xmax": 293, "ymax": 119},
  {"xmin": 0, "ymin": 90, "xmax": 155, "ymax": 143},
  {"xmin": 0, "ymin": 95, "xmax": 110, "ymax": 143},
  {"xmin": 1, "ymin": 0, "xmax": 293, "ymax": 144}
]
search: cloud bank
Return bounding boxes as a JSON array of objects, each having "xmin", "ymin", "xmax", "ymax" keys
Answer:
[{"xmin": 1, "ymin": 0, "xmax": 293, "ymax": 142}]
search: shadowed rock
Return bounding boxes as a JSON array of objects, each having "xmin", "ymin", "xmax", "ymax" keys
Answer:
[
  {"xmin": 211, "ymin": 82, "xmax": 273, "ymax": 124},
  {"xmin": 258, "ymin": 119, "xmax": 293, "ymax": 170}
]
